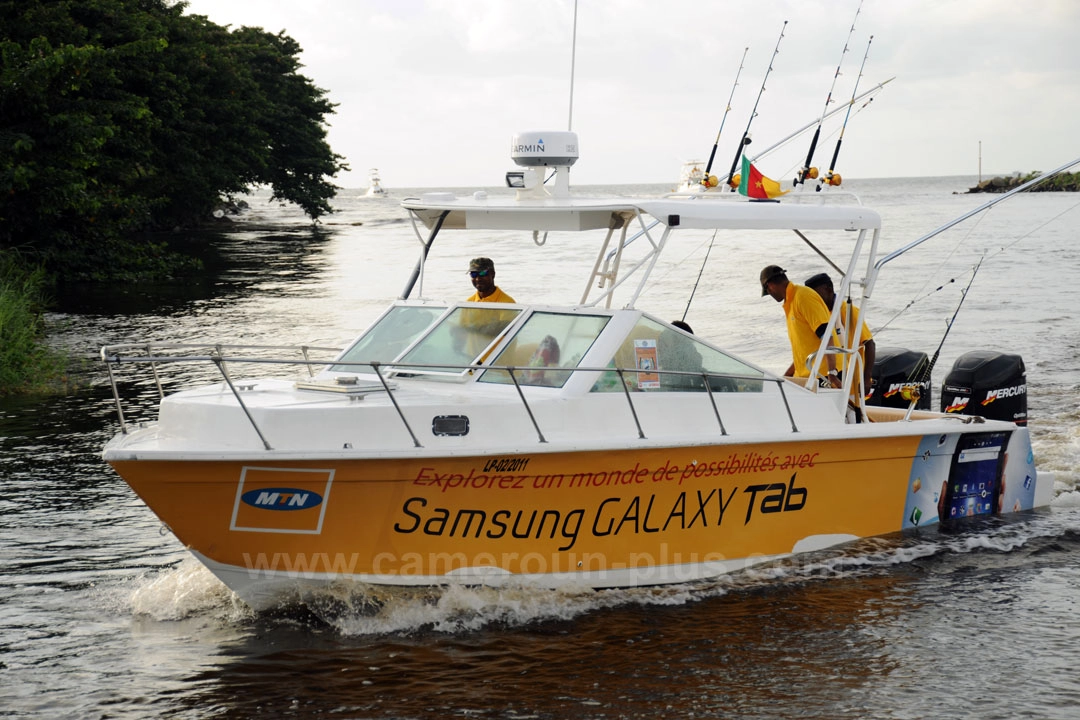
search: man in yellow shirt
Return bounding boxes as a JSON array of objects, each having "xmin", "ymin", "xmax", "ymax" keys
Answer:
[
  {"xmin": 760, "ymin": 265, "xmax": 842, "ymax": 388},
  {"xmin": 459, "ymin": 257, "xmax": 517, "ymax": 359},
  {"xmin": 805, "ymin": 272, "xmax": 876, "ymax": 397}
]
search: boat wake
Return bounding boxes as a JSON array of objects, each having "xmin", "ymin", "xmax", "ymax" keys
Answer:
[
  {"xmin": 124, "ymin": 558, "xmax": 255, "ymax": 623},
  {"xmin": 115, "ymin": 503, "xmax": 1080, "ymax": 635}
]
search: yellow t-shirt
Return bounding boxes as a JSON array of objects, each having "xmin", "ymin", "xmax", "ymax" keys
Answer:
[
  {"xmin": 784, "ymin": 283, "xmax": 839, "ymax": 378},
  {"xmin": 461, "ymin": 287, "xmax": 517, "ymax": 358},
  {"xmin": 466, "ymin": 287, "xmax": 515, "ymax": 304}
]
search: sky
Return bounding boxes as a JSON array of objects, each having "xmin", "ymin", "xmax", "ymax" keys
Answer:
[{"xmin": 180, "ymin": 0, "xmax": 1080, "ymax": 189}]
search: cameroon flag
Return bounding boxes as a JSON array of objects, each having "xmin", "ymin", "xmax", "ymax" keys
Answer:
[{"xmin": 738, "ymin": 156, "xmax": 789, "ymax": 199}]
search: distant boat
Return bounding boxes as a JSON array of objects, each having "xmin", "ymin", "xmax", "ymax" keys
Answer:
[
  {"xmin": 674, "ymin": 160, "xmax": 708, "ymax": 193},
  {"xmin": 365, "ymin": 168, "xmax": 387, "ymax": 197}
]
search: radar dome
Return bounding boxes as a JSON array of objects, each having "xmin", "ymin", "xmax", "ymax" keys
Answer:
[{"xmin": 510, "ymin": 131, "xmax": 579, "ymax": 167}]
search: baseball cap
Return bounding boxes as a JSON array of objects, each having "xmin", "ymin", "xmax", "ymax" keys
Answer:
[
  {"xmin": 759, "ymin": 265, "xmax": 786, "ymax": 296},
  {"xmin": 468, "ymin": 257, "xmax": 495, "ymax": 273}
]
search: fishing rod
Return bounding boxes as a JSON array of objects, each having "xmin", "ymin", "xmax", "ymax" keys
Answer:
[
  {"xmin": 872, "ymin": 154, "xmax": 1080, "ymax": 287},
  {"xmin": 869, "ymin": 155, "xmax": 1080, "ymax": 403},
  {"xmin": 725, "ymin": 20, "xmax": 787, "ymax": 189},
  {"xmin": 748, "ymin": 77, "xmax": 893, "ymax": 164},
  {"xmin": 820, "ymin": 35, "xmax": 873, "ymax": 190},
  {"xmin": 795, "ymin": 0, "xmax": 863, "ymax": 187},
  {"xmin": 910, "ymin": 257, "xmax": 983, "ymax": 386},
  {"xmin": 701, "ymin": 47, "xmax": 750, "ymax": 184},
  {"xmin": 681, "ymin": 232, "xmax": 717, "ymax": 322},
  {"xmin": 874, "ymin": 176, "xmax": 1080, "ymax": 339}
]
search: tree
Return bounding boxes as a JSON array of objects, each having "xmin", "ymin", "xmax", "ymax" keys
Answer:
[{"xmin": 0, "ymin": 0, "xmax": 347, "ymax": 279}]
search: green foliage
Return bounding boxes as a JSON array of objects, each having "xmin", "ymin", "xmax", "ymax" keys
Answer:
[
  {"xmin": 0, "ymin": 0, "xmax": 348, "ymax": 280},
  {"xmin": 0, "ymin": 251, "xmax": 66, "ymax": 394},
  {"xmin": 1031, "ymin": 171, "xmax": 1080, "ymax": 192},
  {"xmin": 970, "ymin": 171, "xmax": 1080, "ymax": 193}
]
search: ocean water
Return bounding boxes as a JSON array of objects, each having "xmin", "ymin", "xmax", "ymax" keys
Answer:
[{"xmin": 3, "ymin": 176, "xmax": 1080, "ymax": 718}]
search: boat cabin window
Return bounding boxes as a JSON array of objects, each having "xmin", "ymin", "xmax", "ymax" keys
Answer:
[
  {"xmin": 591, "ymin": 317, "xmax": 764, "ymax": 392},
  {"xmin": 394, "ymin": 304, "xmax": 523, "ymax": 375},
  {"xmin": 330, "ymin": 304, "xmax": 447, "ymax": 372},
  {"xmin": 479, "ymin": 312, "xmax": 610, "ymax": 388}
]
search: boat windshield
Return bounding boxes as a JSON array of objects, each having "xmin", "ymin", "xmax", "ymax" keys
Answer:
[
  {"xmin": 591, "ymin": 317, "xmax": 764, "ymax": 392},
  {"xmin": 394, "ymin": 304, "xmax": 523, "ymax": 375},
  {"xmin": 331, "ymin": 304, "xmax": 447, "ymax": 372},
  {"xmin": 479, "ymin": 312, "xmax": 611, "ymax": 388}
]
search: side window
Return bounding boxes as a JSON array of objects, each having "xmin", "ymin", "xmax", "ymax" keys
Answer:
[
  {"xmin": 695, "ymin": 337, "xmax": 764, "ymax": 393},
  {"xmin": 480, "ymin": 312, "xmax": 610, "ymax": 388},
  {"xmin": 592, "ymin": 317, "xmax": 763, "ymax": 392}
]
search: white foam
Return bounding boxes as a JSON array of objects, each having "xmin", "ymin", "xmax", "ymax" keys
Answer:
[
  {"xmin": 324, "ymin": 583, "xmax": 601, "ymax": 636},
  {"xmin": 127, "ymin": 558, "xmax": 252, "ymax": 622},
  {"xmin": 1051, "ymin": 489, "xmax": 1080, "ymax": 508}
]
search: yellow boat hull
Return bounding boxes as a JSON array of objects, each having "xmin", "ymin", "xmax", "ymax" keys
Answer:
[{"xmin": 109, "ymin": 428, "xmax": 1047, "ymax": 608}]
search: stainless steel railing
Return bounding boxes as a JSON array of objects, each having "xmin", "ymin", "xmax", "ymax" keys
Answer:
[{"xmin": 101, "ymin": 343, "xmax": 796, "ymax": 451}]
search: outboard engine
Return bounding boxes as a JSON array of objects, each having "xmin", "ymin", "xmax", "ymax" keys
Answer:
[
  {"xmin": 940, "ymin": 350, "xmax": 1027, "ymax": 425},
  {"xmin": 866, "ymin": 347, "xmax": 931, "ymax": 410}
]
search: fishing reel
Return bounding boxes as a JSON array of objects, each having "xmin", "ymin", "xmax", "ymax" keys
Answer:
[
  {"xmin": 811, "ymin": 171, "xmax": 844, "ymax": 192},
  {"xmin": 794, "ymin": 166, "xmax": 820, "ymax": 186},
  {"xmin": 900, "ymin": 383, "xmax": 924, "ymax": 421},
  {"xmin": 899, "ymin": 384, "xmax": 921, "ymax": 403}
]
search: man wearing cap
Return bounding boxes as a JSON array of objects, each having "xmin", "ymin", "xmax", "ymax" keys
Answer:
[
  {"xmin": 760, "ymin": 265, "xmax": 842, "ymax": 388},
  {"xmin": 466, "ymin": 257, "xmax": 515, "ymax": 304},
  {"xmin": 805, "ymin": 272, "xmax": 876, "ymax": 396}
]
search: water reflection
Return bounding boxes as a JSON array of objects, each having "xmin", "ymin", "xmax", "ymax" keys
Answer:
[
  {"xmin": 171, "ymin": 572, "xmax": 911, "ymax": 718},
  {"xmin": 53, "ymin": 227, "xmax": 337, "ymax": 317}
]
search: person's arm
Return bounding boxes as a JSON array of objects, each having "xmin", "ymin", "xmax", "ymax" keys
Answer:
[
  {"xmin": 813, "ymin": 322, "xmax": 842, "ymax": 386},
  {"xmin": 824, "ymin": 336, "xmax": 842, "ymax": 387},
  {"xmin": 862, "ymin": 338, "xmax": 876, "ymax": 396}
]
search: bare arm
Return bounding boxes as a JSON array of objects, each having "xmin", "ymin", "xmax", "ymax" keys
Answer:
[{"xmin": 862, "ymin": 338, "xmax": 876, "ymax": 396}]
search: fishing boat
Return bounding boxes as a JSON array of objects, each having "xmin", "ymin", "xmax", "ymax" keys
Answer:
[
  {"xmin": 674, "ymin": 159, "xmax": 717, "ymax": 193},
  {"xmin": 101, "ymin": 130, "xmax": 1058, "ymax": 611},
  {"xmin": 365, "ymin": 168, "xmax": 387, "ymax": 197}
]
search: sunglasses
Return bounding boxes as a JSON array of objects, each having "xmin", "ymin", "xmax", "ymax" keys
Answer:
[{"xmin": 469, "ymin": 270, "xmax": 491, "ymax": 278}]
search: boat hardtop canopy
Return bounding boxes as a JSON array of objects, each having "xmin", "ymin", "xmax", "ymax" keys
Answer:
[
  {"xmin": 403, "ymin": 192, "xmax": 882, "ymax": 233},
  {"xmin": 401, "ymin": 187, "xmax": 882, "ymax": 319}
]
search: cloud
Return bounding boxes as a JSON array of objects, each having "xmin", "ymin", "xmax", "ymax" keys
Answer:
[{"xmin": 182, "ymin": 0, "xmax": 1080, "ymax": 188}]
